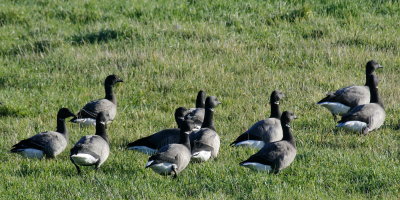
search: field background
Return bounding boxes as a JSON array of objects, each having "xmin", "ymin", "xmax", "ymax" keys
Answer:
[{"xmin": 1, "ymin": 0, "xmax": 399, "ymax": 199}]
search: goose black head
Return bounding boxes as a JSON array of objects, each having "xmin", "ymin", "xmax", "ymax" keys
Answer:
[
  {"xmin": 205, "ymin": 96, "xmax": 221, "ymax": 109},
  {"xmin": 270, "ymin": 90, "xmax": 285, "ymax": 104},
  {"xmin": 366, "ymin": 60, "xmax": 383, "ymax": 75},
  {"xmin": 281, "ymin": 111, "xmax": 297, "ymax": 124},
  {"xmin": 57, "ymin": 108, "xmax": 76, "ymax": 119},
  {"xmin": 175, "ymin": 107, "xmax": 188, "ymax": 126},
  {"xmin": 181, "ymin": 118, "xmax": 195, "ymax": 133},
  {"xmin": 104, "ymin": 74, "xmax": 124, "ymax": 86}
]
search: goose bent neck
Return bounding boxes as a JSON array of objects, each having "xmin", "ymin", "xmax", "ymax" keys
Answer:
[
  {"xmin": 56, "ymin": 118, "xmax": 68, "ymax": 137},
  {"xmin": 270, "ymin": 103, "xmax": 281, "ymax": 119},
  {"xmin": 201, "ymin": 108, "xmax": 215, "ymax": 131},
  {"xmin": 105, "ymin": 84, "xmax": 116, "ymax": 104},
  {"xmin": 180, "ymin": 130, "xmax": 191, "ymax": 150},
  {"xmin": 370, "ymin": 86, "xmax": 384, "ymax": 108},
  {"xmin": 282, "ymin": 123, "xmax": 295, "ymax": 147},
  {"xmin": 96, "ymin": 123, "xmax": 108, "ymax": 142}
]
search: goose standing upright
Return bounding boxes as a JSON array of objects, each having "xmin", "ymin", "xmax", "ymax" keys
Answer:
[
  {"xmin": 145, "ymin": 119, "xmax": 195, "ymax": 178},
  {"xmin": 10, "ymin": 108, "xmax": 76, "ymax": 159},
  {"xmin": 337, "ymin": 73, "xmax": 385, "ymax": 134},
  {"xmin": 240, "ymin": 111, "xmax": 297, "ymax": 173},
  {"xmin": 230, "ymin": 90, "xmax": 285, "ymax": 149},
  {"xmin": 126, "ymin": 107, "xmax": 188, "ymax": 155},
  {"xmin": 190, "ymin": 96, "xmax": 221, "ymax": 162},
  {"xmin": 185, "ymin": 90, "xmax": 206, "ymax": 130},
  {"xmin": 70, "ymin": 112, "xmax": 110, "ymax": 174},
  {"xmin": 318, "ymin": 60, "xmax": 383, "ymax": 120},
  {"xmin": 71, "ymin": 74, "xmax": 123, "ymax": 126}
]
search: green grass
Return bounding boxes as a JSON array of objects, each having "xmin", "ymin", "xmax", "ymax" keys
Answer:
[{"xmin": 1, "ymin": 0, "xmax": 400, "ymax": 199}]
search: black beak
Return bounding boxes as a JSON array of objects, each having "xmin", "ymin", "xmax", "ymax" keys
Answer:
[{"xmin": 117, "ymin": 79, "xmax": 124, "ymax": 83}]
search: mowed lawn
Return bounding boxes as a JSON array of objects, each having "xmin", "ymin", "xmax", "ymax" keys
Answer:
[{"xmin": 1, "ymin": 0, "xmax": 399, "ymax": 199}]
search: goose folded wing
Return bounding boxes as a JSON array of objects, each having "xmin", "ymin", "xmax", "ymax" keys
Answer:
[
  {"xmin": 231, "ymin": 132, "xmax": 262, "ymax": 145},
  {"xmin": 148, "ymin": 152, "xmax": 178, "ymax": 166},
  {"xmin": 241, "ymin": 143, "xmax": 283, "ymax": 166},
  {"xmin": 339, "ymin": 104, "xmax": 371, "ymax": 123},
  {"xmin": 11, "ymin": 132, "xmax": 52, "ymax": 151},
  {"xmin": 246, "ymin": 120, "xmax": 270, "ymax": 138},
  {"xmin": 77, "ymin": 99, "xmax": 114, "ymax": 118}
]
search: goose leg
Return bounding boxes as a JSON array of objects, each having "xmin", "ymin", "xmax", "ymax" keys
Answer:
[
  {"xmin": 95, "ymin": 161, "xmax": 101, "ymax": 171},
  {"xmin": 332, "ymin": 113, "xmax": 337, "ymax": 122},
  {"xmin": 70, "ymin": 157, "xmax": 81, "ymax": 174},
  {"xmin": 172, "ymin": 167, "xmax": 178, "ymax": 179}
]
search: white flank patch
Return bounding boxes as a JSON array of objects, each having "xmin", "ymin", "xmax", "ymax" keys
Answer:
[
  {"xmin": 70, "ymin": 153, "xmax": 98, "ymax": 165},
  {"xmin": 241, "ymin": 162, "xmax": 272, "ymax": 172},
  {"xmin": 73, "ymin": 118, "xmax": 96, "ymax": 126},
  {"xmin": 318, "ymin": 102, "xmax": 350, "ymax": 115},
  {"xmin": 128, "ymin": 146, "xmax": 157, "ymax": 155},
  {"xmin": 337, "ymin": 121, "xmax": 367, "ymax": 132},
  {"xmin": 19, "ymin": 148, "xmax": 44, "ymax": 159},
  {"xmin": 148, "ymin": 162, "xmax": 176, "ymax": 175},
  {"xmin": 235, "ymin": 140, "xmax": 265, "ymax": 149},
  {"xmin": 145, "ymin": 160, "xmax": 154, "ymax": 168},
  {"xmin": 191, "ymin": 151, "xmax": 212, "ymax": 162}
]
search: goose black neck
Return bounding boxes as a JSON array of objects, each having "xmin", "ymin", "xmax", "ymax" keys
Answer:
[
  {"xmin": 201, "ymin": 108, "xmax": 215, "ymax": 131},
  {"xmin": 180, "ymin": 130, "xmax": 191, "ymax": 150},
  {"xmin": 105, "ymin": 84, "xmax": 116, "ymax": 104},
  {"xmin": 96, "ymin": 123, "xmax": 108, "ymax": 142},
  {"xmin": 269, "ymin": 102, "xmax": 281, "ymax": 119},
  {"xmin": 196, "ymin": 95, "xmax": 205, "ymax": 108},
  {"xmin": 175, "ymin": 118, "xmax": 183, "ymax": 129},
  {"xmin": 364, "ymin": 71, "xmax": 374, "ymax": 86},
  {"xmin": 56, "ymin": 118, "xmax": 68, "ymax": 137},
  {"xmin": 281, "ymin": 122, "xmax": 295, "ymax": 147},
  {"xmin": 370, "ymin": 86, "xmax": 384, "ymax": 108},
  {"xmin": 174, "ymin": 111, "xmax": 184, "ymax": 129}
]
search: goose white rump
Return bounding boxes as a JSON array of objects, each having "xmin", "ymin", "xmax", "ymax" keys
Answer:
[
  {"xmin": 18, "ymin": 148, "xmax": 44, "ymax": 159},
  {"xmin": 240, "ymin": 162, "xmax": 272, "ymax": 171},
  {"xmin": 337, "ymin": 121, "xmax": 367, "ymax": 132},
  {"xmin": 70, "ymin": 153, "xmax": 99, "ymax": 165},
  {"xmin": 146, "ymin": 160, "xmax": 177, "ymax": 174},
  {"xmin": 234, "ymin": 140, "xmax": 265, "ymax": 149},
  {"xmin": 318, "ymin": 102, "xmax": 350, "ymax": 115},
  {"xmin": 72, "ymin": 118, "xmax": 97, "ymax": 126},
  {"xmin": 192, "ymin": 150, "xmax": 212, "ymax": 162}
]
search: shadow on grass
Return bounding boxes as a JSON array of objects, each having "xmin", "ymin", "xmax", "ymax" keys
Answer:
[
  {"xmin": 4, "ymin": 40, "xmax": 59, "ymax": 56},
  {"xmin": 71, "ymin": 29, "xmax": 123, "ymax": 45},
  {"xmin": 303, "ymin": 30, "xmax": 325, "ymax": 39},
  {"xmin": 335, "ymin": 38, "xmax": 398, "ymax": 52},
  {"xmin": 0, "ymin": 105, "xmax": 29, "ymax": 117}
]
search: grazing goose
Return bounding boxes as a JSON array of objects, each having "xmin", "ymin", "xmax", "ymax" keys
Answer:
[
  {"xmin": 145, "ymin": 119, "xmax": 195, "ymax": 178},
  {"xmin": 240, "ymin": 111, "xmax": 297, "ymax": 173},
  {"xmin": 10, "ymin": 108, "xmax": 76, "ymax": 159},
  {"xmin": 230, "ymin": 90, "xmax": 285, "ymax": 149},
  {"xmin": 337, "ymin": 73, "xmax": 385, "ymax": 134},
  {"xmin": 70, "ymin": 112, "xmax": 110, "ymax": 174},
  {"xmin": 70, "ymin": 74, "xmax": 123, "ymax": 126},
  {"xmin": 318, "ymin": 60, "xmax": 383, "ymax": 120},
  {"xmin": 126, "ymin": 107, "xmax": 188, "ymax": 155},
  {"xmin": 190, "ymin": 96, "xmax": 222, "ymax": 162},
  {"xmin": 185, "ymin": 90, "xmax": 206, "ymax": 131}
]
